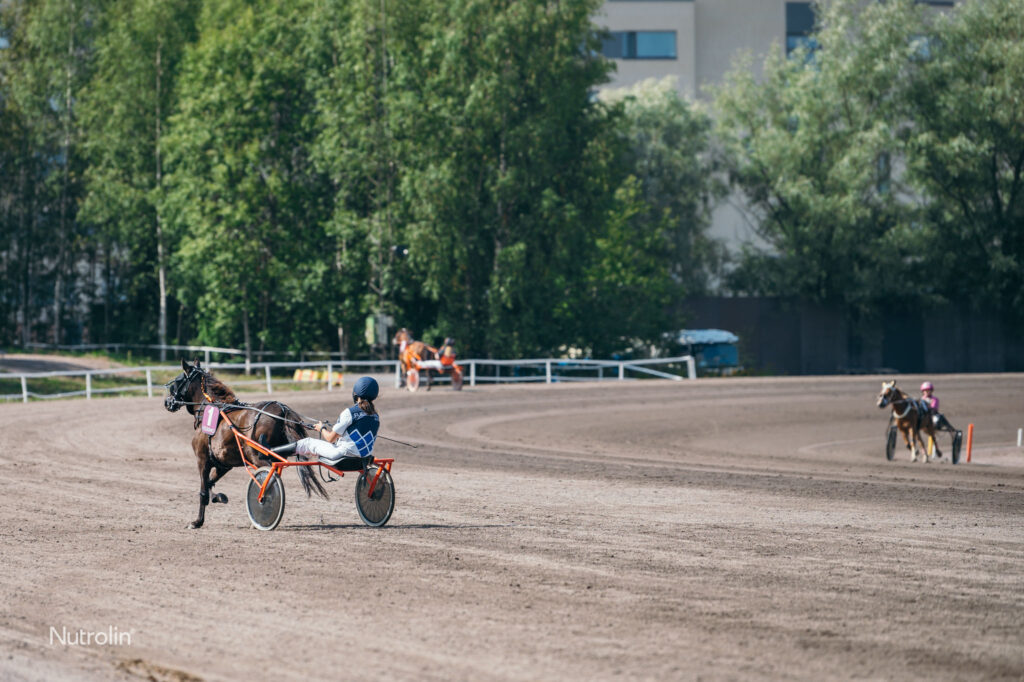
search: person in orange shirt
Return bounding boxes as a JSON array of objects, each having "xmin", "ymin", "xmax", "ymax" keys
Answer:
[{"xmin": 439, "ymin": 337, "xmax": 457, "ymax": 367}]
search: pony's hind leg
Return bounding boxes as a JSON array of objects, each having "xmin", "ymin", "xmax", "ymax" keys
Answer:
[{"xmin": 917, "ymin": 428, "xmax": 933, "ymax": 458}]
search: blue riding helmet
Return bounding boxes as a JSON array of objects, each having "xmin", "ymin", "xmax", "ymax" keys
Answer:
[{"xmin": 352, "ymin": 376, "xmax": 379, "ymax": 401}]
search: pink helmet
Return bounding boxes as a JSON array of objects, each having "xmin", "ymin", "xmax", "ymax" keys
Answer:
[{"xmin": 920, "ymin": 381, "xmax": 934, "ymax": 392}]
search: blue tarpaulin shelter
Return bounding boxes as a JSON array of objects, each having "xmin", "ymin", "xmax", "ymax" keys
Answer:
[{"xmin": 675, "ymin": 329, "xmax": 739, "ymax": 370}]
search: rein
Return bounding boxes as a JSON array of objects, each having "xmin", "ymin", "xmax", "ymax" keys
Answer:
[{"xmin": 169, "ymin": 367, "xmax": 420, "ymax": 448}]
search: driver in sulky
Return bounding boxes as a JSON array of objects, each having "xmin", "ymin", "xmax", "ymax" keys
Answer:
[
  {"xmin": 919, "ymin": 381, "xmax": 953, "ymax": 431},
  {"xmin": 439, "ymin": 337, "xmax": 457, "ymax": 367},
  {"xmin": 273, "ymin": 376, "xmax": 380, "ymax": 468}
]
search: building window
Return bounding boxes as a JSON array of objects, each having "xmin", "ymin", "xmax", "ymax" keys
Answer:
[
  {"xmin": 602, "ymin": 31, "xmax": 677, "ymax": 60},
  {"xmin": 785, "ymin": 3, "xmax": 816, "ymax": 56}
]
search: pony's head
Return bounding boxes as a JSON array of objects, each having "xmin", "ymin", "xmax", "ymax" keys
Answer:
[
  {"xmin": 876, "ymin": 380, "xmax": 899, "ymax": 408},
  {"xmin": 392, "ymin": 328, "xmax": 412, "ymax": 346},
  {"xmin": 164, "ymin": 358, "xmax": 205, "ymax": 413}
]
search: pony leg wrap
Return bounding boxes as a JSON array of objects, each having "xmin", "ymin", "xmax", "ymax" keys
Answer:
[{"xmin": 199, "ymin": 490, "xmax": 210, "ymax": 505}]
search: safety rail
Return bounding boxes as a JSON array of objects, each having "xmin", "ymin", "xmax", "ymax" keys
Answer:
[
  {"xmin": 460, "ymin": 356, "xmax": 695, "ymax": 386},
  {"xmin": 1, "ymin": 355, "xmax": 695, "ymax": 403},
  {"xmin": 0, "ymin": 360, "xmax": 397, "ymax": 403}
]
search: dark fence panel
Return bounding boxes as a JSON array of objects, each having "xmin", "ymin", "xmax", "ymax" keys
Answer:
[{"xmin": 680, "ymin": 297, "xmax": 1018, "ymax": 375}]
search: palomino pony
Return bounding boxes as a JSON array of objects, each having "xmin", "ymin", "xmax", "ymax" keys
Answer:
[
  {"xmin": 392, "ymin": 328, "xmax": 440, "ymax": 389},
  {"xmin": 164, "ymin": 359, "xmax": 326, "ymax": 528},
  {"xmin": 876, "ymin": 380, "xmax": 942, "ymax": 462}
]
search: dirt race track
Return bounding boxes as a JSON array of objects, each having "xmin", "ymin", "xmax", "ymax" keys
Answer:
[{"xmin": 1, "ymin": 374, "xmax": 1023, "ymax": 681}]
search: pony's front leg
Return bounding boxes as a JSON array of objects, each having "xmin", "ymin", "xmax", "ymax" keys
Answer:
[
  {"xmin": 208, "ymin": 466, "xmax": 229, "ymax": 504},
  {"xmin": 902, "ymin": 427, "xmax": 918, "ymax": 462},
  {"xmin": 189, "ymin": 456, "xmax": 213, "ymax": 529}
]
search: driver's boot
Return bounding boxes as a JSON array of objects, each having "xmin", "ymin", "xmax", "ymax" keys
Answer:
[{"xmin": 272, "ymin": 441, "xmax": 298, "ymax": 456}]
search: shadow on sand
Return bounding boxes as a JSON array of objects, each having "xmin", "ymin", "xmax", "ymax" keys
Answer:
[{"xmin": 283, "ymin": 522, "xmax": 516, "ymax": 531}]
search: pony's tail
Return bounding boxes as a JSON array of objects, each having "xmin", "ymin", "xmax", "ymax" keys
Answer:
[
  {"xmin": 283, "ymin": 409, "xmax": 329, "ymax": 500},
  {"xmin": 295, "ymin": 453, "xmax": 329, "ymax": 499}
]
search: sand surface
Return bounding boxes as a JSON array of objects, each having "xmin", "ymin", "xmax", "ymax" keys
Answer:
[{"xmin": 1, "ymin": 374, "xmax": 1023, "ymax": 680}]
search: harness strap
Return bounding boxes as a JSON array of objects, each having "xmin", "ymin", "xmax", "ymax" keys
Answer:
[{"xmin": 892, "ymin": 399, "xmax": 913, "ymax": 419}]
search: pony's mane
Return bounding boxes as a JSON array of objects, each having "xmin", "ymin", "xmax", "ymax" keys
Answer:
[{"xmin": 203, "ymin": 372, "xmax": 238, "ymax": 404}]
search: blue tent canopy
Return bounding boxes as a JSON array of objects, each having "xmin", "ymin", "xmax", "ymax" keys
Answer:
[{"xmin": 675, "ymin": 329, "xmax": 739, "ymax": 346}]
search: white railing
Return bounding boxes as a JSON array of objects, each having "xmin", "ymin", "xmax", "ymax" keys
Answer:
[
  {"xmin": 0, "ymin": 360, "xmax": 398, "ymax": 403},
  {"xmin": 1, "ymin": 355, "xmax": 695, "ymax": 403},
  {"xmin": 459, "ymin": 356, "xmax": 695, "ymax": 386}
]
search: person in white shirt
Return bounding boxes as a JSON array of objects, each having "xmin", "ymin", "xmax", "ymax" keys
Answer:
[{"xmin": 273, "ymin": 376, "xmax": 380, "ymax": 467}]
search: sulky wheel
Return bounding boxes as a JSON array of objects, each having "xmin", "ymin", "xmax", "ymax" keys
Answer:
[
  {"xmin": 451, "ymin": 368, "xmax": 463, "ymax": 391},
  {"xmin": 355, "ymin": 465, "xmax": 395, "ymax": 527},
  {"xmin": 952, "ymin": 430, "xmax": 963, "ymax": 465},
  {"xmin": 885, "ymin": 425, "xmax": 898, "ymax": 461},
  {"xmin": 246, "ymin": 467, "xmax": 286, "ymax": 531},
  {"xmin": 406, "ymin": 368, "xmax": 420, "ymax": 392}
]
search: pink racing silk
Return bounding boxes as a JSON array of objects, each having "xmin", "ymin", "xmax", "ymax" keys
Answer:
[{"xmin": 923, "ymin": 395, "xmax": 939, "ymax": 411}]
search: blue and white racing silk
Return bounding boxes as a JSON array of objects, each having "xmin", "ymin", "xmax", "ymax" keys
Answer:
[
  {"xmin": 293, "ymin": 404, "xmax": 380, "ymax": 464},
  {"xmin": 331, "ymin": 404, "xmax": 380, "ymax": 457}
]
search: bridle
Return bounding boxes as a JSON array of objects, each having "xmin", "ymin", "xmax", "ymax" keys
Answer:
[
  {"xmin": 879, "ymin": 385, "xmax": 913, "ymax": 418},
  {"xmin": 165, "ymin": 365, "xmax": 205, "ymax": 408}
]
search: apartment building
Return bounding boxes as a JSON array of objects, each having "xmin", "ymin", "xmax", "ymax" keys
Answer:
[
  {"xmin": 596, "ymin": 0, "xmax": 819, "ymax": 100},
  {"xmin": 595, "ymin": 0, "xmax": 823, "ymax": 248},
  {"xmin": 595, "ymin": 0, "xmax": 955, "ymax": 250}
]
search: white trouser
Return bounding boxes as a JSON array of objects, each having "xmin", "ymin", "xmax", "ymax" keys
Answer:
[{"xmin": 294, "ymin": 437, "xmax": 357, "ymax": 460}]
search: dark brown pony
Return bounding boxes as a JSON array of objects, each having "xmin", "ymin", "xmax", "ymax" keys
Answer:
[
  {"xmin": 164, "ymin": 359, "xmax": 326, "ymax": 528},
  {"xmin": 876, "ymin": 380, "xmax": 942, "ymax": 462},
  {"xmin": 392, "ymin": 328, "xmax": 439, "ymax": 389}
]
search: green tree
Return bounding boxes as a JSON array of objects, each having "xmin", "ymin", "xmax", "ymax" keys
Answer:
[
  {"xmin": 904, "ymin": 0, "xmax": 1024, "ymax": 316},
  {"xmin": 162, "ymin": 0, "xmax": 331, "ymax": 358},
  {"xmin": 0, "ymin": 9, "xmax": 43, "ymax": 346},
  {"xmin": 404, "ymin": 0, "xmax": 615, "ymax": 356},
  {"xmin": 714, "ymin": 0, "xmax": 928, "ymax": 316},
  {"xmin": 588, "ymin": 78, "xmax": 724, "ymax": 352},
  {"xmin": 79, "ymin": 0, "xmax": 199, "ymax": 353},
  {"xmin": 303, "ymin": 0, "xmax": 433, "ymax": 357},
  {"xmin": 1, "ymin": 0, "xmax": 98, "ymax": 344}
]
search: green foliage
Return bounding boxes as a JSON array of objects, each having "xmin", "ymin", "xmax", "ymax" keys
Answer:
[
  {"xmin": 904, "ymin": 0, "xmax": 1024, "ymax": 315},
  {"xmin": 715, "ymin": 0, "xmax": 928, "ymax": 313},
  {"xmin": 162, "ymin": 0, "xmax": 331, "ymax": 353},
  {"xmin": 590, "ymin": 78, "xmax": 724, "ymax": 352},
  {"xmin": 401, "ymin": 0, "xmax": 618, "ymax": 356},
  {"xmin": 715, "ymin": 0, "xmax": 1024, "ymax": 325},
  {"xmin": 80, "ymin": 0, "xmax": 200, "ymax": 344},
  {"xmin": 0, "ymin": 0, "xmax": 99, "ymax": 344},
  {"xmin": 2, "ymin": 0, "xmax": 725, "ymax": 358}
]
